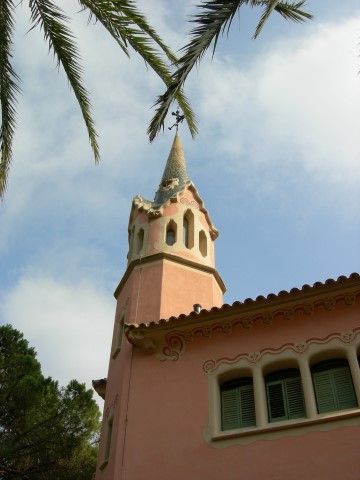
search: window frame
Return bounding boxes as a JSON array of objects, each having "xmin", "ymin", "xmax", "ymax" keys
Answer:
[
  {"xmin": 221, "ymin": 378, "xmax": 256, "ymax": 431},
  {"xmin": 205, "ymin": 333, "xmax": 360, "ymax": 447},
  {"xmin": 265, "ymin": 369, "xmax": 306, "ymax": 422},
  {"xmin": 312, "ymin": 359, "xmax": 358, "ymax": 414}
]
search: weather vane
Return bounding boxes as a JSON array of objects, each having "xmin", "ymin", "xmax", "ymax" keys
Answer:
[{"xmin": 168, "ymin": 108, "xmax": 185, "ymax": 131}]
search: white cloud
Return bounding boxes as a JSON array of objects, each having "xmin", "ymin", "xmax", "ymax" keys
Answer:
[
  {"xmin": 1, "ymin": 273, "xmax": 114, "ymax": 398},
  {"xmin": 193, "ymin": 16, "xmax": 360, "ymax": 187},
  {"xmin": 1, "ymin": 2, "xmax": 359, "ymax": 410}
]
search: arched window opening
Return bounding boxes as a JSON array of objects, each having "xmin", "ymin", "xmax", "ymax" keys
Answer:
[
  {"xmin": 166, "ymin": 221, "xmax": 177, "ymax": 246},
  {"xmin": 128, "ymin": 226, "xmax": 135, "ymax": 258},
  {"xmin": 103, "ymin": 415, "xmax": 113, "ymax": 467},
  {"xmin": 136, "ymin": 228, "xmax": 144, "ymax": 254},
  {"xmin": 199, "ymin": 230, "xmax": 207, "ymax": 257},
  {"xmin": 183, "ymin": 218, "xmax": 189, "ymax": 248},
  {"xmin": 183, "ymin": 210, "xmax": 194, "ymax": 249},
  {"xmin": 265, "ymin": 369, "xmax": 306, "ymax": 422},
  {"xmin": 221, "ymin": 378, "xmax": 256, "ymax": 431},
  {"xmin": 312, "ymin": 359, "xmax": 357, "ymax": 414},
  {"xmin": 112, "ymin": 312, "xmax": 125, "ymax": 359}
]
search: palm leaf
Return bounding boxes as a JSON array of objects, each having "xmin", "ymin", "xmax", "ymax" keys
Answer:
[
  {"xmin": 148, "ymin": 0, "xmax": 313, "ymax": 142},
  {"xmin": 254, "ymin": 1, "xmax": 313, "ymax": 38},
  {"xmin": 0, "ymin": 0, "xmax": 21, "ymax": 199},
  {"xmin": 123, "ymin": 28, "xmax": 198, "ymax": 138},
  {"xmin": 148, "ymin": 0, "xmax": 242, "ymax": 142},
  {"xmin": 110, "ymin": 0, "xmax": 178, "ymax": 64},
  {"xmin": 29, "ymin": 0, "xmax": 99, "ymax": 163},
  {"xmin": 78, "ymin": 0, "xmax": 197, "ymax": 139},
  {"xmin": 77, "ymin": 0, "xmax": 131, "ymax": 56}
]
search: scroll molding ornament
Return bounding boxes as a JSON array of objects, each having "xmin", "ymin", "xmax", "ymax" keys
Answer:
[
  {"xmin": 180, "ymin": 197, "xmax": 199, "ymax": 209},
  {"xmin": 126, "ymin": 289, "xmax": 360, "ymax": 362},
  {"xmin": 202, "ymin": 327, "xmax": 360, "ymax": 374}
]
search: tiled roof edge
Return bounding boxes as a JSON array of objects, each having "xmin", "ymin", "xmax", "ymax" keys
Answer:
[{"xmin": 127, "ymin": 273, "xmax": 360, "ymax": 331}]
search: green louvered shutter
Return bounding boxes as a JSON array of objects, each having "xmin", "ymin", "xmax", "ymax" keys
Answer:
[
  {"xmin": 333, "ymin": 366, "xmax": 357, "ymax": 410},
  {"xmin": 267, "ymin": 371, "xmax": 306, "ymax": 422},
  {"xmin": 221, "ymin": 388, "xmax": 240, "ymax": 430},
  {"xmin": 313, "ymin": 362, "xmax": 357, "ymax": 414},
  {"xmin": 221, "ymin": 380, "xmax": 256, "ymax": 430},
  {"xmin": 313, "ymin": 371, "xmax": 336, "ymax": 413},
  {"xmin": 239, "ymin": 385, "xmax": 256, "ymax": 427},
  {"xmin": 285, "ymin": 377, "xmax": 306, "ymax": 419},
  {"xmin": 267, "ymin": 381, "xmax": 286, "ymax": 422}
]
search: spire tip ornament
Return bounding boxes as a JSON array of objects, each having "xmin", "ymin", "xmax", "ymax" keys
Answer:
[{"xmin": 168, "ymin": 108, "xmax": 185, "ymax": 131}]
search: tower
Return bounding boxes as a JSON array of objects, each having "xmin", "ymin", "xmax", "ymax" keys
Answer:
[
  {"xmin": 94, "ymin": 135, "xmax": 360, "ymax": 480},
  {"xmin": 95, "ymin": 133, "xmax": 225, "ymax": 479},
  {"xmin": 115, "ymin": 131, "xmax": 225, "ymax": 325}
]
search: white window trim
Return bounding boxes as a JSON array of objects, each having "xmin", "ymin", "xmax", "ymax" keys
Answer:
[{"xmin": 204, "ymin": 333, "xmax": 360, "ymax": 447}]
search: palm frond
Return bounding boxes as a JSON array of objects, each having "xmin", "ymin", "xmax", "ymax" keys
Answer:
[
  {"xmin": 77, "ymin": 0, "xmax": 130, "ymax": 56},
  {"xmin": 78, "ymin": 0, "xmax": 177, "ymax": 64},
  {"xmin": 148, "ymin": 0, "xmax": 312, "ymax": 142},
  {"xmin": 29, "ymin": 0, "xmax": 99, "ymax": 162},
  {"xmin": 254, "ymin": 1, "xmax": 313, "ymax": 38},
  {"xmin": 0, "ymin": 0, "xmax": 21, "ymax": 199},
  {"xmin": 125, "ymin": 29, "xmax": 198, "ymax": 138},
  {"xmin": 78, "ymin": 0, "xmax": 197, "ymax": 139},
  {"xmin": 253, "ymin": 0, "xmax": 281, "ymax": 38},
  {"xmin": 110, "ymin": 0, "xmax": 178, "ymax": 65},
  {"xmin": 148, "ymin": 0, "xmax": 243, "ymax": 142}
]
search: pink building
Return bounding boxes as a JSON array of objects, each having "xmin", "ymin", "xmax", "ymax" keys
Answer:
[{"xmin": 94, "ymin": 134, "xmax": 360, "ymax": 480}]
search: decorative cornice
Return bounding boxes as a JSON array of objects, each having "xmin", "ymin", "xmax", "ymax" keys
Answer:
[
  {"xmin": 129, "ymin": 182, "xmax": 219, "ymax": 240},
  {"xmin": 114, "ymin": 251, "xmax": 226, "ymax": 299},
  {"xmin": 92, "ymin": 378, "xmax": 107, "ymax": 399},
  {"xmin": 202, "ymin": 327, "xmax": 360, "ymax": 373},
  {"xmin": 125, "ymin": 276, "xmax": 360, "ymax": 362}
]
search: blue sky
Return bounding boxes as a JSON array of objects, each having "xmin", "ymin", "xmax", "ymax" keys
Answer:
[{"xmin": 0, "ymin": 1, "xmax": 359, "ymax": 403}]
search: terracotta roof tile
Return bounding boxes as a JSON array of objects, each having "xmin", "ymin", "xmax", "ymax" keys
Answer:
[{"xmin": 127, "ymin": 273, "xmax": 359, "ymax": 332}]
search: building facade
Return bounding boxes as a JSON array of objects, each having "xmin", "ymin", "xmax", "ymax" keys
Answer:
[{"xmin": 94, "ymin": 134, "xmax": 360, "ymax": 480}]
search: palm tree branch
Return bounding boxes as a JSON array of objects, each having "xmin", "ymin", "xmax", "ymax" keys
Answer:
[
  {"xmin": 109, "ymin": 0, "xmax": 178, "ymax": 64},
  {"xmin": 78, "ymin": 0, "xmax": 178, "ymax": 64},
  {"xmin": 0, "ymin": 0, "xmax": 21, "ymax": 199},
  {"xmin": 77, "ymin": 0, "xmax": 130, "ymax": 56},
  {"xmin": 148, "ymin": 0, "xmax": 312, "ymax": 142},
  {"xmin": 29, "ymin": 0, "xmax": 99, "ymax": 162},
  {"xmin": 78, "ymin": 0, "xmax": 197, "ymax": 137},
  {"xmin": 148, "ymin": 0, "xmax": 243, "ymax": 141},
  {"xmin": 252, "ymin": 0, "xmax": 281, "ymax": 38},
  {"xmin": 254, "ymin": 1, "xmax": 313, "ymax": 38},
  {"xmin": 121, "ymin": 28, "xmax": 197, "ymax": 138}
]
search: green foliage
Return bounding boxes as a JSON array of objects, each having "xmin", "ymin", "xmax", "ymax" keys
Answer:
[
  {"xmin": 0, "ymin": 1, "xmax": 313, "ymax": 198},
  {"xmin": 0, "ymin": 0, "xmax": 196, "ymax": 199},
  {"xmin": 147, "ymin": 0, "xmax": 313, "ymax": 142},
  {"xmin": 0, "ymin": 324, "xmax": 101, "ymax": 480}
]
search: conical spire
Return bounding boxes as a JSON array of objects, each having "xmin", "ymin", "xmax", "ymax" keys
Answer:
[{"xmin": 153, "ymin": 132, "xmax": 189, "ymax": 205}]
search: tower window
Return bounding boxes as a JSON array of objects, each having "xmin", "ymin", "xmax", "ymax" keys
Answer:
[
  {"xmin": 104, "ymin": 416, "xmax": 113, "ymax": 464},
  {"xmin": 166, "ymin": 221, "xmax": 177, "ymax": 246},
  {"xmin": 136, "ymin": 228, "xmax": 144, "ymax": 254},
  {"xmin": 221, "ymin": 378, "xmax": 256, "ymax": 431},
  {"xmin": 266, "ymin": 369, "xmax": 306, "ymax": 422},
  {"xmin": 199, "ymin": 230, "xmax": 207, "ymax": 257},
  {"xmin": 112, "ymin": 312, "xmax": 125, "ymax": 359},
  {"xmin": 312, "ymin": 359, "xmax": 357, "ymax": 414},
  {"xmin": 183, "ymin": 210, "xmax": 194, "ymax": 249},
  {"xmin": 128, "ymin": 225, "xmax": 135, "ymax": 258},
  {"xmin": 100, "ymin": 409, "xmax": 114, "ymax": 469},
  {"xmin": 183, "ymin": 218, "xmax": 189, "ymax": 247}
]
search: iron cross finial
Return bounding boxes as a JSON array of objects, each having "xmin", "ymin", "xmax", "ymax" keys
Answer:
[{"xmin": 168, "ymin": 108, "xmax": 185, "ymax": 131}]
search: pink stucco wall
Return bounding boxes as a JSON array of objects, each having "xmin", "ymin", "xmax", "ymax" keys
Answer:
[{"xmin": 97, "ymin": 294, "xmax": 360, "ymax": 480}]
